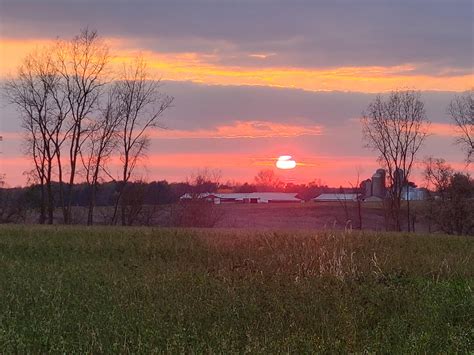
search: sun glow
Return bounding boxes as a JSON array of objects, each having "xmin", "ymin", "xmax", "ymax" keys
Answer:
[{"xmin": 276, "ymin": 155, "xmax": 297, "ymax": 170}]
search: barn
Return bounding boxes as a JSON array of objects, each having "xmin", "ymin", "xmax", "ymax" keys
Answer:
[
  {"xmin": 313, "ymin": 193, "xmax": 359, "ymax": 202},
  {"xmin": 180, "ymin": 192, "xmax": 304, "ymax": 204}
]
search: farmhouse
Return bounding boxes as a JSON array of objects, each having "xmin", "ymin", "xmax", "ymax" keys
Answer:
[{"xmin": 180, "ymin": 192, "xmax": 304, "ymax": 204}]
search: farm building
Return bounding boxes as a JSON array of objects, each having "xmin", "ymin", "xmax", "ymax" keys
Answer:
[
  {"xmin": 313, "ymin": 193, "xmax": 359, "ymax": 202},
  {"xmin": 180, "ymin": 192, "xmax": 304, "ymax": 204},
  {"xmin": 401, "ymin": 187, "xmax": 428, "ymax": 201},
  {"xmin": 363, "ymin": 195, "xmax": 384, "ymax": 202}
]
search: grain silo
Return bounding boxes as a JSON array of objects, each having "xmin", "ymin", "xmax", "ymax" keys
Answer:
[{"xmin": 372, "ymin": 169, "xmax": 386, "ymax": 198}]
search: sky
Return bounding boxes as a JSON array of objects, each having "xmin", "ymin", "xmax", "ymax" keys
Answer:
[{"xmin": 0, "ymin": 0, "xmax": 473, "ymax": 187}]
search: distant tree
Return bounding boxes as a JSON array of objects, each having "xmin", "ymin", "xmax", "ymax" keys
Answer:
[
  {"xmin": 423, "ymin": 157, "xmax": 454, "ymax": 200},
  {"xmin": 434, "ymin": 173, "xmax": 474, "ymax": 235},
  {"xmin": 111, "ymin": 57, "xmax": 173, "ymax": 225},
  {"xmin": 422, "ymin": 157, "xmax": 453, "ymax": 232},
  {"xmin": 361, "ymin": 90, "xmax": 429, "ymax": 231},
  {"xmin": 422, "ymin": 158, "xmax": 473, "ymax": 235},
  {"xmin": 186, "ymin": 168, "xmax": 221, "ymax": 197},
  {"xmin": 254, "ymin": 169, "xmax": 282, "ymax": 191},
  {"xmin": 447, "ymin": 90, "xmax": 473, "ymax": 164},
  {"xmin": 0, "ymin": 187, "xmax": 27, "ymax": 224},
  {"xmin": 171, "ymin": 169, "xmax": 223, "ymax": 228},
  {"xmin": 443, "ymin": 173, "xmax": 474, "ymax": 235},
  {"xmin": 120, "ymin": 180, "xmax": 148, "ymax": 226},
  {"xmin": 235, "ymin": 182, "xmax": 257, "ymax": 193}
]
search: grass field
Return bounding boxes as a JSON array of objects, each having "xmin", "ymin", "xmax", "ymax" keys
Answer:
[{"xmin": 0, "ymin": 226, "xmax": 473, "ymax": 352}]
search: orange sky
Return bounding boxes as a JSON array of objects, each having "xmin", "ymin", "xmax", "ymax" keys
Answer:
[
  {"xmin": 1, "ymin": 38, "xmax": 472, "ymax": 93},
  {"xmin": 1, "ymin": 22, "xmax": 472, "ymax": 187}
]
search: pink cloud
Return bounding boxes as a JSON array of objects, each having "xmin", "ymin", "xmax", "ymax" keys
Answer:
[{"xmin": 149, "ymin": 120, "xmax": 323, "ymax": 139}]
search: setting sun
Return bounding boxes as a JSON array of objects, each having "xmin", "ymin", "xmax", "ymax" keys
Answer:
[{"xmin": 276, "ymin": 155, "xmax": 297, "ymax": 170}]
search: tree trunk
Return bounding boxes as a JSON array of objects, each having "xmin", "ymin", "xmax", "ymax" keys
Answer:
[
  {"xmin": 87, "ymin": 184, "xmax": 96, "ymax": 226},
  {"xmin": 111, "ymin": 182, "xmax": 124, "ymax": 225},
  {"xmin": 46, "ymin": 177, "xmax": 54, "ymax": 225},
  {"xmin": 393, "ymin": 197, "xmax": 402, "ymax": 232},
  {"xmin": 65, "ymin": 163, "xmax": 75, "ymax": 224},
  {"xmin": 121, "ymin": 198, "xmax": 127, "ymax": 226},
  {"xmin": 407, "ymin": 188, "xmax": 411, "ymax": 232},
  {"xmin": 65, "ymin": 126, "xmax": 81, "ymax": 224},
  {"xmin": 39, "ymin": 180, "xmax": 46, "ymax": 224},
  {"xmin": 56, "ymin": 150, "xmax": 67, "ymax": 223},
  {"xmin": 357, "ymin": 199, "xmax": 362, "ymax": 230}
]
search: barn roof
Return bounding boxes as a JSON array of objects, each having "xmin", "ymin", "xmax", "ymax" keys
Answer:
[
  {"xmin": 313, "ymin": 193, "xmax": 359, "ymax": 201},
  {"xmin": 180, "ymin": 192, "xmax": 302, "ymax": 201}
]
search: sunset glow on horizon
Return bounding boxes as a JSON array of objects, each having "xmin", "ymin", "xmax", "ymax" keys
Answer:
[{"xmin": 0, "ymin": 1, "xmax": 472, "ymax": 187}]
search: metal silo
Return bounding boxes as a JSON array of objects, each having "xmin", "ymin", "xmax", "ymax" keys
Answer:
[{"xmin": 372, "ymin": 169, "xmax": 386, "ymax": 198}]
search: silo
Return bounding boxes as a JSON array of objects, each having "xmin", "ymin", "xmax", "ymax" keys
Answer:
[
  {"xmin": 372, "ymin": 169, "xmax": 386, "ymax": 198},
  {"xmin": 360, "ymin": 179, "xmax": 372, "ymax": 198},
  {"xmin": 376, "ymin": 169, "xmax": 386, "ymax": 188}
]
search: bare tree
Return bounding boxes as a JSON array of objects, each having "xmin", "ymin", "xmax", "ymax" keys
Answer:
[
  {"xmin": 448, "ymin": 90, "xmax": 473, "ymax": 164},
  {"xmin": 3, "ymin": 50, "xmax": 62, "ymax": 224},
  {"xmin": 111, "ymin": 57, "xmax": 174, "ymax": 225},
  {"xmin": 171, "ymin": 168, "xmax": 224, "ymax": 228},
  {"xmin": 361, "ymin": 90, "xmax": 429, "ymax": 231},
  {"xmin": 422, "ymin": 157, "xmax": 454, "ymax": 233},
  {"xmin": 423, "ymin": 157, "xmax": 454, "ymax": 200},
  {"xmin": 422, "ymin": 162, "xmax": 474, "ymax": 235},
  {"xmin": 254, "ymin": 169, "xmax": 282, "ymax": 191},
  {"xmin": 80, "ymin": 87, "xmax": 122, "ymax": 225},
  {"xmin": 186, "ymin": 168, "xmax": 221, "ymax": 198},
  {"xmin": 55, "ymin": 28, "xmax": 110, "ymax": 223}
]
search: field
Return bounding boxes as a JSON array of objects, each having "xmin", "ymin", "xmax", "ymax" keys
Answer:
[
  {"xmin": 64, "ymin": 201, "xmax": 428, "ymax": 232},
  {"xmin": 0, "ymin": 226, "xmax": 473, "ymax": 352},
  {"xmin": 214, "ymin": 202, "xmax": 388, "ymax": 230}
]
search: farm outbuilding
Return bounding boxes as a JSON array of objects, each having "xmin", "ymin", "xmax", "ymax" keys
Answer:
[
  {"xmin": 180, "ymin": 192, "xmax": 304, "ymax": 204},
  {"xmin": 313, "ymin": 193, "xmax": 359, "ymax": 202}
]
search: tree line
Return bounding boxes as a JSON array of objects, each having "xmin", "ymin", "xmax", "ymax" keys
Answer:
[{"xmin": 0, "ymin": 176, "xmax": 342, "ymax": 224}]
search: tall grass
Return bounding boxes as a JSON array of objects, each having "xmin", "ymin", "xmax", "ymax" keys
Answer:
[{"xmin": 0, "ymin": 225, "xmax": 472, "ymax": 352}]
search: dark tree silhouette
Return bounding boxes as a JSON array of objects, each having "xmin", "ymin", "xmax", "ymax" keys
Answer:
[
  {"xmin": 448, "ymin": 90, "xmax": 473, "ymax": 164},
  {"xmin": 361, "ymin": 90, "xmax": 429, "ymax": 231}
]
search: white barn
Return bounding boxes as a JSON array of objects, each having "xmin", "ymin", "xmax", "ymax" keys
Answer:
[
  {"xmin": 180, "ymin": 192, "xmax": 303, "ymax": 204},
  {"xmin": 313, "ymin": 193, "xmax": 359, "ymax": 202}
]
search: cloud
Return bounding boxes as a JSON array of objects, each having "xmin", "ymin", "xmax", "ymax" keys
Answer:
[
  {"xmin": 149, "ymin": 120, "xmax": 323, "ymax": 139},
  {"xmin": 0, "ymin": 79, "xmax": 465, "ymax": 136},
  {"xmin": 1, "ymin": 0, "xmax": 471, "ymax": 74},
  {"xmin": 429, "ymin": 122, "xmax": 458, "ymax": 137},
  {"xmin": 2, "ymin": 36, "xmax": 471, "ymax": 93}
]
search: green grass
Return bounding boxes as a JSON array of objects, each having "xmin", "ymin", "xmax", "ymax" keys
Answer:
[{"xmin": 0, "ymin": 226, "xmax": 473, "ymax": 353}]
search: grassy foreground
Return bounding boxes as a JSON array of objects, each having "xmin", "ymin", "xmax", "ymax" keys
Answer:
[{"xmin": 0, "ymin": 226, "xmax": 472, "ymax": 353}]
